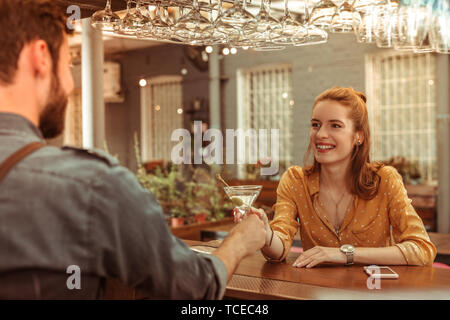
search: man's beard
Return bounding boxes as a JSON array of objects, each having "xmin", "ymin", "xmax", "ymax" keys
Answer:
[{"xmin": 38, "ymin": 73, "xmax": 69, "ymax": 139}]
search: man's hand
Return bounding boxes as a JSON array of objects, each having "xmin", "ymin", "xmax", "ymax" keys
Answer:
[
  {"xmin": 234, "ymin": 207, "xmax": 272, "ymax": 247},
  {"xmin": 212, "ymin": 214, "xmax": 266, "ymax": 281},
  {"xmin": 228, "ymin": 213, "xmax": 266, "ymax": 258}
]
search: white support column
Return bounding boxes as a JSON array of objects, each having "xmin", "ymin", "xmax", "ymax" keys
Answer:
[
  {"xmin": 209, "ymin": 46, "xmax": 221, "ymax": 130},
  {"xmin": 81, "ymin": 18, "xmax": 105, "ymax": 150},
  {"xmin": 436, "ymin": 55, "xmax": 450, "ymax": 234}
]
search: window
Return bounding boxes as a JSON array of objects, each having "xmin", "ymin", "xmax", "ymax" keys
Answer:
[
  {"xmin": 237, "ymin": 63, "xmax": 294, "ymax": 178},
  {"xmin": 63, "ymin": 88, "xmax": 83, "ymax": 147},
  {"xmin": 140, "ymin": 75, "xmax": 183, "ymax": 163},
  {"xmin": 366, "ymin": 51, "xmax": 437, "ymax": 184}
]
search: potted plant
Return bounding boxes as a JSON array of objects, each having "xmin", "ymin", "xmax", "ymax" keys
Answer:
[
  {"xmin": 134, "ymin": 135, "xmax": 233, "ymax": 226},
  {"xmin": 381, "ymin": 156, "xmax": 422, "ymax": 184},
  {"xmin": 170, "ymin": 205, "xmax": 187, "ymax": 227},
  {"xmin": 190, "ymin": 207, "xmax": 210, "ymax": 223},
  {"xmin": 184, "ymin": 179, "xmax": 211, "ymax": 224}
]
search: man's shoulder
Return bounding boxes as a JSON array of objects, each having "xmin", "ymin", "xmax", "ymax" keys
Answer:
[
  {"xmin": 33, "ymin": 145, "xmax": 124, "ymax": 183},
  {"xmin": 60, "ymin": 145, "xmax": 120, "ymax": 168}
]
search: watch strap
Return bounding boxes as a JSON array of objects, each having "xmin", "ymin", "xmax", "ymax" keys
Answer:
[{"xmin": 345, "ymin": 252, "xmax": 354, "ymax": 265}]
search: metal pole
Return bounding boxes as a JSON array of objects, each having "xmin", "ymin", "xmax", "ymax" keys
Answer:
[
  {"xmin": 81, "ymin": 18, "xmax": 105, "ymax": 150},
  {"xmin": 209, "ymin": 46, "xmax": 221, "ymax": 130}
]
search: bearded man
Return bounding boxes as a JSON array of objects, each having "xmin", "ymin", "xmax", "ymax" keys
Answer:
[{"xmin": 0, "ymin": 0, "xmax": 266, "ymax": 299}]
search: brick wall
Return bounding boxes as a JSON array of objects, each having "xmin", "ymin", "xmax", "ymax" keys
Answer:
[
  {"xmin": 221, "ymin": 33, "xmax": 383, "ymax": 168},
  {"xmin": 104, "ymin": 44, "xmax": 210, "ymax": 171}
]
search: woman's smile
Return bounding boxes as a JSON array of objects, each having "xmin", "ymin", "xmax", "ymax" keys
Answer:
[{"xmin": 315, "ymin": 142, "xmax": 336, "ymax": 153}]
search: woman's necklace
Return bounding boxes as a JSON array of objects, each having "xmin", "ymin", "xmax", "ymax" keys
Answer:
[
  {"xmin": 328, "ymin": 189, "xmax": 346, "ymax": 215},
  {"xmin": 320, "ymin": 186, "xmax": 352, "ymax": 234},
  {"xmin": 335, "ymin": 195, "xmax": 354, "ymax": 236}
]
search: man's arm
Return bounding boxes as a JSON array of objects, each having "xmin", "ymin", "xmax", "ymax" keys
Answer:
[
  {"xmin": 90, "ymin": 165, "xmax": 225, "ymax": 299},
  {"xmin": 212, "ymin": 214, "xmax": 266, "ymax": 281},
  {"xmin": 90, "ymin": 165, "xmax": 265, "ymax": 299}
]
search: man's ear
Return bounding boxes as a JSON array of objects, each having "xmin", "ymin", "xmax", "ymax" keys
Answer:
[{"xmin": 29, "ymin": 40, "xmax": 52, "ymax": 78}]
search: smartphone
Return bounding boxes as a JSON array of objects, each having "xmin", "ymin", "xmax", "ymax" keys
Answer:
[{"xmin": 364, "ymin": 266, "xmax": 399, "ymax": 279}]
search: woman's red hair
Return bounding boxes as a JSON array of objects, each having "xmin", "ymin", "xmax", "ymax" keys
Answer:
[{"xmin": 303, "ymin": 87, "xmax": 384, "ymax": 200}]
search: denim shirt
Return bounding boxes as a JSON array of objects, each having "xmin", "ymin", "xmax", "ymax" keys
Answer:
[{"xmin": 0, "ymin": 112, "xmax": 227, "ymax": 299}]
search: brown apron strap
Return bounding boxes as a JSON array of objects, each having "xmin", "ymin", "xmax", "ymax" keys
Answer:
[{"xmin": 0, "ymin": 141, "xmax": 45, "ymax": 182}]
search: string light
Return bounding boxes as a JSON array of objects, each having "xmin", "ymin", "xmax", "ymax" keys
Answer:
[{"xmin": 139, "ymin": 79, "xmax": 147, "ymax": 87}]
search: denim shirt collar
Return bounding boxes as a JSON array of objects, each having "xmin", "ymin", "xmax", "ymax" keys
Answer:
[{"xmin": 0, "ymin": 112, "xmax": 44, "ymax": 141}]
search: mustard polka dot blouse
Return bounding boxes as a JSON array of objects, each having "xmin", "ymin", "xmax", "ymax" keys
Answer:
[{"xmin": 268, "ymin": 165, "xmax": 437, "ymax": 266}]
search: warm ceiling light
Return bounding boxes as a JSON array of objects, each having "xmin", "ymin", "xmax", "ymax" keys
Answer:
[
  {"xmin": 205, "ymin": 46, "xmax": 213, "ymax": 53},
  {"xmin": 177, "ymin": 108, "xmax": 183, "ymax": 114},
  {"xmin": 139, "ymin": 79, "xmax": 147, "ymax": 87},
  {"xmin": 155, "ymin": 105, "xmax": 161, "ymax": 111},
  {"xmin": 222, "ymin": 47, "xmax": 230, "ymax": 55},
  {"xmin": 230, "ymin": 47, "xmax": 237, "ymax": 54}
]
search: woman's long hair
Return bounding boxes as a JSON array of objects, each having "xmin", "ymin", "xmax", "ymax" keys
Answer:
[{"xmin": 303, "ymin": 87, "xmax": 383, "ymax": 200}]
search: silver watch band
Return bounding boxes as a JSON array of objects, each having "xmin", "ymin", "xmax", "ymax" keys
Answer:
[{"xmin": 346, "ymin": 252, "xmax": 354, "ymax": 265}]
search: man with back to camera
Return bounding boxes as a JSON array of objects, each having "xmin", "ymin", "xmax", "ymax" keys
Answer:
[{"xmin": 0, "ymin": 0, "xmax": 266, "ymax": 299}]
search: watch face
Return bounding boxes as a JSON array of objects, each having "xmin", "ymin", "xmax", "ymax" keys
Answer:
[{"xmin": 341, "ymin": 244, "xmax": 355, "ymax": 253}]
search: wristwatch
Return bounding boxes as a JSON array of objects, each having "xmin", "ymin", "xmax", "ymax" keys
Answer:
[{"xmin": 340, "ymin": 244, "xmax": 355, "ymax": 266}]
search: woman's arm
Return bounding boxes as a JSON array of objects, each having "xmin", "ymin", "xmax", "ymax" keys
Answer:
[
  {"xmin": 293, "ymin": 245, "xmax": 407, "ymax": 268},
  {"xmin": 386, "ymin": 167, "xmax": 437, "ymax": 266},
  {"xmin": 261, "ymin": 228, "xmax": 285, "ymax": 261},
  {"xmin": 261, "ymin": 168, "xmax": 301, "ymax": 262},
  {"xmin": 354, "ymin": 246, "xmax": 407, "ymax": 265},
  {"xmin": 236, "ymin": 207, "xmax": 286, "ymax": 261}
]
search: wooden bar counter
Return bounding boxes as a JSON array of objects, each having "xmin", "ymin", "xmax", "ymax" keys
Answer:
[{"xmin": 187, "ymin": 240, "xmax": 450, "ymax": 300}]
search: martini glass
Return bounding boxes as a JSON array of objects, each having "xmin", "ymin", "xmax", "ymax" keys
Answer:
[
  {"xmin": 208, "ymin": 0, "xmax": 242, "ymax": 45},
  {"xmin": 295, "ymin": 0, "xmax": 328, "ymax": 46},
  {"xmin": 91, "ymin": 0, "xmax": 120, "ymax": 32},
  {"xmin": 244, "ymin": 0, "xmax": 285, "ymax": 51},
  {"xmin": 220, "ymin": 0, "xmax": 255, "ymax": 28},
  {"xmin": 146, "ymin": 0, "xmax": 172, "ymax": 40},
  {"xmin": 309, "ymin": 0, "xmax": 338, "ymax": 30},
  {"xmin": 172, "ymin": 0, "xmax": 213, "ymax": 45},
  {"xmin": 272, "ymin": 0, "xmax": 308, "ymax": 45},
  {"xmin": 330, "ymin": 0, "xmax": 356, "ymax": 33},
  {"xmin": 116, "ymin": 0, "xmax": 151, "ymax": 37},
  {"xmin": 224, "ymin": 185, "xmax": 262, "ymax": 219}
]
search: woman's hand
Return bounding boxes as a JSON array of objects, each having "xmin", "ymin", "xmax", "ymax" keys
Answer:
[
  {"xmin": 233, "ymin": 207, "xmax": 268, "ymax": 225},
  {"xmin": 292, "ymin": 246, "xmax": 346, "ymax": 268},
  {"xmin": 233, "ymin": 207, "xmax": 272, "ymax": 246}
]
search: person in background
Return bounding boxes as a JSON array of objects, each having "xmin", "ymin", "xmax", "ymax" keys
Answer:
[
  {"xmin": 0, "ymin": 0, "xmax": 266, "ymax": 299},
  {"xmin": 237, "ymin": 87, "xmax": 436, "ymax": 268}
]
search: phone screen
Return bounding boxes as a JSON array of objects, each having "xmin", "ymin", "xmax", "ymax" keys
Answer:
[
  {"xmin": 364, "ymin": 266, "xmax": 399, "ymax": 278},
  {"xmin": 376, "ymin": 267, "xmax": 397, "ymax": 275}
]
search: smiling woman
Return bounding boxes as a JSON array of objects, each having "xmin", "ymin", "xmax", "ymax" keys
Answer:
[{"xmin": 247, "ymin": 86, "xmax": 437, "ymax": 269}]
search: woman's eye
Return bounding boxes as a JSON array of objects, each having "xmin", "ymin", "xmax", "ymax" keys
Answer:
[
  {"xmin": 311, "ymin": 123, "xmax": 320, "ymax": 128},
  {"xmin": 332, "ymin": 124, "xmax": 342, "ymax": 128}
]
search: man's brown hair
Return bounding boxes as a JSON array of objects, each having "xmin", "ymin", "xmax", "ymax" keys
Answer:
[{"xmin": 0, "ymin": 0, "xmax": 71, "ymax": 85}]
